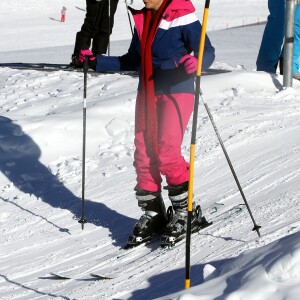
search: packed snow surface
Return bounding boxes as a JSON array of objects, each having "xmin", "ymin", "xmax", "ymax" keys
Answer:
[{"xmin": 0, "ymin": 0, "xmax": 299, "ymax": 299}]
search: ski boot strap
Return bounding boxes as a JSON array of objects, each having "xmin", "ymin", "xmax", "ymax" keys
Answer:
[
  {"xmin": 164, "ymin": 181, "xmax": 188, "ymax": 196},
  {"xmin": 136, "ymin": 191, "xmax": 164, "ymax": 217},
  {"xmin": 169, "ymin": 193, "xmax": 196, "ymax": 217}
]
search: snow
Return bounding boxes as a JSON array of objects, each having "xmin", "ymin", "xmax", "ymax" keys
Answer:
[{"xmin": 0, "ymin": 0, "xmax": 300, "ymax": 299}]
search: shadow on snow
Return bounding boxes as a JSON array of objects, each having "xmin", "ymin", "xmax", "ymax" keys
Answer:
[{"xmin": 0, "ymin": 116, "xmax": 135, "ymax": 247}]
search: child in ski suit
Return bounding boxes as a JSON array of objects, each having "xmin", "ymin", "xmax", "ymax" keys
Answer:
[
  {"xmin": 256, "ymin": 0, "xmax": 300, "ymax": 75},
  {"xmin": 79, "ymin": 0, "xmax": 215, "ymax": 247},
  {"xmin": 71, "ymin": 0, "xmax": 119, "ymax": 67},
  {"xmin": 61, "ymin": 6, "xmax": 67, "ymax": 22}
]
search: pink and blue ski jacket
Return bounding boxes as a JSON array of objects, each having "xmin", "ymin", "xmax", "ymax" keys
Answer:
[{"xmin": 95, "ymin": 0, "xmax": 215, "ymax": 94}]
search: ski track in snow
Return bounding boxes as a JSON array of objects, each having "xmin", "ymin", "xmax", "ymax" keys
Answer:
[{"xmin": 0, "ymin": 64, "xmax": 300, "ymax": 299}]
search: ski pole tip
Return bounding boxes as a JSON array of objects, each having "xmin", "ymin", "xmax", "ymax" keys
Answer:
[
  {"xmin": 252, "ymin": 224, "xmax": 262, "ymax": 237},
  {"xmin": 78, "ymin": 218, "xmax": 87, "ymax": 230}
]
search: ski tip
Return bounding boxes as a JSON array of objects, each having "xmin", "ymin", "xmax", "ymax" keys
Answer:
[
  {"xmin": 50, "ymin": 272, "xmax": 72, "ymax": 280},
  {"xmin": 90, "ymin": 273, "xmax": 115, "ymax": 280}
]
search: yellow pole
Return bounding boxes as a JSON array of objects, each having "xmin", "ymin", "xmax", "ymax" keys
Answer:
[{"xmin": 185, "ymin": 0, "xmax": 210, "ymax": 289}]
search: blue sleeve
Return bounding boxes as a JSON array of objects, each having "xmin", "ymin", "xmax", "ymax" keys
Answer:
[
  {"xmin": 95, "ymin": 30, "xmax": 141, "ymax": 73},
  {"xmin": 95, "ymin": 55, "xmax": 121, "ymax": 72},
  {"xmin": 181, "ymin": 21, "xmax": 215, "ymax": 70},
  {"xmin": 202, "ymin": 34, "xmax": 215, "ymax": 70}
]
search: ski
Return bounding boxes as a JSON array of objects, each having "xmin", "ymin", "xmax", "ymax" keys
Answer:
[
  {"xmin": 0, "ymin": 62, "xmax": 138, "ymax": 76},
  {"xmin": 0, "ymin": 62, "xmax": 71, "ymax": 70},
  {"xmin": 89, "ymin": 225, "xmax": 214, "ymax": 280},
  {"xmin": 90, "ymin": 245, "xmax": 165, "ymax": 280},
  {"xmin": 0, "ymin": 62, "xmax": 231, "ymax": 76},
  {"xmin": 89, "ymin": 204, "xmax": 245, "ymax": 280},
  {"xmin": 50, "ymin": 251, "xmax": 118, "ymax": 280},
  {"xmin": 50, "ymin": 203, "xmax": 243, "ymax": 280},
  {"xmin": 207, "ymin": 202, "xmax": 245, "ymax": 222},
  {"xmin": 90, "ymin": 235, "xmax": 188, "ymax": 280},
  {"xmin": 49, "ymin": 236, "xmax": 160, "ymax": 280},
  {"xmin": 90, "ymin": 222, "xmax": 213, "ymax": 280}
]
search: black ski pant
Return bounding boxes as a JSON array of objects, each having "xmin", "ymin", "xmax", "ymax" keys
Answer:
[{"xmin": 73, "ymin": 0, "xmax": 119, "ymax": 56}]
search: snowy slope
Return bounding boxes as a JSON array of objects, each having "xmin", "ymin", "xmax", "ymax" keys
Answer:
[
  {"xmin": 1, "ymin": 1, "xmax": 300, "ymax": 300},
  {"xmin": 0, "ymin": 0, "xmax": 268, "ymax": 62}
]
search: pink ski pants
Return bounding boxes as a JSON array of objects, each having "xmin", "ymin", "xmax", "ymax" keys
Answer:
[{"xmin": 134, "ymin": 93, "xmax": 194, "ymax": 192}]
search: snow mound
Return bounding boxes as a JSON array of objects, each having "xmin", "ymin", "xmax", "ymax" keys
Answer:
[
  {"xmin": 105, "ymin": 118, "xmax": 130, "ymax": 137},
  {"xmin": 267, "ymin": 243, "xmax": 300, "ymax": 282},
  {"xmin": 163, "ymin": 232, "xmax": 300, "ymax": 300}
]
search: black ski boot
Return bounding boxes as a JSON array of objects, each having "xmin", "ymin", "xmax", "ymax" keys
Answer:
[
  {"xmin": 161, "ymin": 182, "xmax": 211, "ymax": 247},
  {"xmin": 125, "ymin": 189, "xmax": 168, "ymax": 249},
  {"xmin": 69, "ymin": 54, "xmax": 83, "ymax": 68},
  {"xmin": 69, "ymin": 53, "xmax": 96, "ymax": 70}
]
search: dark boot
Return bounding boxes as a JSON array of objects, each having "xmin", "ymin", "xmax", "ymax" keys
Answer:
[
  {"xmin": 69, "ymin": 54, "xmax": 83, "ymax": 68},
  {"xmin": 161, "ymin": 182, "xmax": 210, "ymax": 247},
  {"xmin": 125, "ymin": 189, "xmax": 167, "ymax": 248}
]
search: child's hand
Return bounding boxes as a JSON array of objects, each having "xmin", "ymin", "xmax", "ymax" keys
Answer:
[
  {"xmin": 179, "ymin": 54, "xmax": 197, "ymax": 74},
  {"xmin": 79, "ymin": 49, "xmax": 96, "ymax": 63}
]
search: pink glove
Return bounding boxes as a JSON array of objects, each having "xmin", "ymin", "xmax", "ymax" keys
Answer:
[
  {"xmin": 179, "ymin": 54, "xmax": 198, "ymax": 74},
  {"xmin": 79, "ymin": 49, "xmax": 96, "ymax": 63}
]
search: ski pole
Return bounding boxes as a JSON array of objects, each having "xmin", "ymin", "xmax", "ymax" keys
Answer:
[
  {"xmin": 194, "ymin": 16, "xmax": 261, "ymax": 238},
  {"xmin": 125, "ymin": 0, "xmax": 134, "ymax": 36},
  {"xmin": 283, "ymin": 0, "xmax": 295, "ymax": 87},
  {"xmin": 185, "ymin": 0, "xmax": 211, "ymax": 289},
  {"xmin": 199, "ymin": 96, "xmax": 262, "ymax": 238},
  {"xmin": 108, "ymin": 0, "xmax": 111, "ymax": 56},
  {"xmin": 78, "ymin": 58, "xmax": 89, "ymax": 230},
  {"xmin": 186, "ymin": 0, "xmax": 262, "ymax": 288}
]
